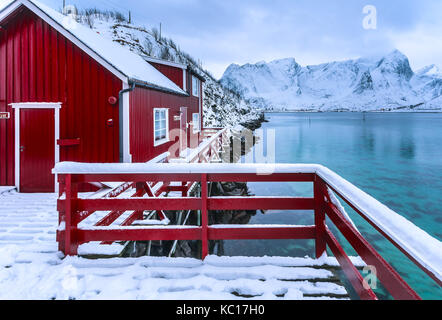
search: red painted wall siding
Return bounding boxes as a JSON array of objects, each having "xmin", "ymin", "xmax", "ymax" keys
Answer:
[
  {"xmin": 0, "ymin": 8, "xmax": 122, "ymax": 186},
  {"xmin": 149, "ymin": 62, "xmax": 184, "ymax": 90},
  {"xmin": 129, "ymin": 87, "xmax": 201, "ymax": 163}
]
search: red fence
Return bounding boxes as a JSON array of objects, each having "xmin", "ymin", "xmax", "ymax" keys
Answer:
[{"xmin": 55, "ymin": 163, "xmax": 442, "ymax": 300}]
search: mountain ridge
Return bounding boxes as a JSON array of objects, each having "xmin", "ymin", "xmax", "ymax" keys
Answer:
[{"xmin": 220, "ymin": 50, "xmax": 442, "ymax": 112}]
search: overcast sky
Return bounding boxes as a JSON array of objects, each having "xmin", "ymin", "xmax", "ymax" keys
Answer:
[{"xmin": 35, "ymin": 0, "xmax": 442, "ymax": 78}]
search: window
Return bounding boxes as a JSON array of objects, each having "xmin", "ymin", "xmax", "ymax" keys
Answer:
[
  {"xmin": 192, "ymin": 113, "xmax": 200, "ymax": 133},
  {"xmin": 154, "ymin": 108, "xmax": 169, "ymax": 146},
  {"xmin": 192, "ymin": 76, "xmax": 200, "ymax": 97}
]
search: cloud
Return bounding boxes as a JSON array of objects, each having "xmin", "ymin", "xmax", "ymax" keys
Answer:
[
  {"xmin": 35, "ymin": 0, "xmax": 442, "ymax": 77},
  {"xmin": 388, "ymin": 25, "xmax": 442, "ymax": 71}
]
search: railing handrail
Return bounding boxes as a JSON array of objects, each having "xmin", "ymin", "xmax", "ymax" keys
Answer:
[
  {"xmin": 54, "ymin": 162, "xmax": 442, "ymax": 287},
  {"xmin": 316, "ymin": 166, "xmax": 442, "ymax": 286}
]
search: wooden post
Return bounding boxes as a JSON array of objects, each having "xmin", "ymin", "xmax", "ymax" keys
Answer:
[
  {"xmin": 57, "ymin": 174, "xmax": 65, "ymax": 253},
  {"xmin": 134, "ymin": 182, "xmax": 145, "ymax": 220},
  {"xmin": 201, "ymin": 173, "xmax": 209, "ymax": 259},
  {"xmin": 182, "ymin": 181, "xmax": 187, "ymax": 197},
  {"xmin": 64, "ymin": 174, "xmax": 78, "ymax": 256},
  {"xmin": 314, "ymin": 175, "xmax": 327, "ymax": 258}
]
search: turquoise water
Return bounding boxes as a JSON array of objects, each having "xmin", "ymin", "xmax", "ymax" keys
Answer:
[{"xmin": 223, "ymin": 112, "xmax": 442, "ymax": 299}]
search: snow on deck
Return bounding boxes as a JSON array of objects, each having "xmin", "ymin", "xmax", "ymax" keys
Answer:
[
  {"xmin": 0, "ymin": 191, "xmax": 358, "ymax": 300},
  {"xmin": 0, "ymin": 187, "xmax": 16, "ymax": 194}
]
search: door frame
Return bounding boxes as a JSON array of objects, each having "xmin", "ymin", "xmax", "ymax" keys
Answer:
[{"xmin": 10, "ymin": 103, "xmax": 61, "ymax": 193}]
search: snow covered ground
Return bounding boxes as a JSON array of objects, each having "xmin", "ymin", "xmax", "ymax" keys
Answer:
[{"xmin": 0, "ymin": 190, "xmax": 357, "ymax": 300}]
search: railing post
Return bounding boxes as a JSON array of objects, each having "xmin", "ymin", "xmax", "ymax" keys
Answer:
[
  {"xmin": 201, "ymin": 173, "xmax": 209, "ymax": 259},
  {"xmin": 134, "ymin": 182, "xmax": 145, "ymax": 220},
  {"xmin": 314, "ymin": 175, "xmax": 327, "ymax": 258},
  {"xmin": 64, "ymin": 174, "xmax": 78, "ymax": 256},
  {"xmin": 57, "ymin": 174, "xmax": 66, "ymax": 253}
]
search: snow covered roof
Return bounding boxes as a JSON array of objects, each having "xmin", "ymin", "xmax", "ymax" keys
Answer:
[
  {"xmin": 0, "ymin": 0, "xmax": 187, "ymax": 95},
  {"xmin": 142, "ymin": 55, "xmax": 187, "ymax": 70}
]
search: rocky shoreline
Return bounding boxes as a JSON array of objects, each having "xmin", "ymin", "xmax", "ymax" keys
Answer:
[{"xmin": 240, "ymin": 112, "xmax": 268, "ymax": 131}]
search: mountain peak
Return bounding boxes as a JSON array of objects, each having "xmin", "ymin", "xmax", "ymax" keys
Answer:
[
  {"xmin": 376, "ymin": 49, "xmax": 413, "ymax": 80},
  {"xmin": 388, "ymin": 49, "xmax": 407, "ymax": 58},
  {"xmin": 220, "ymin": 50, "xmax": 440, "ymax": 112},
  {"xmin": 416, "ymin": 64, "xmax": 441, "ymax": 77}
]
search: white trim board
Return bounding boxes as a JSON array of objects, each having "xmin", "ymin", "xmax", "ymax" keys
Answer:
[
  {"xmin": 0, "ymin": 1, "xmax": 22, "ymax": 22},
  {"xmin": 12, "ymin": 102, "xmax": 61, "ymax": 193},
  {"xmin": 10, "ymin": 102, "xmax": 62, "ymax": 109},
  {"xmin": 122, "ymin": 82, "xmax": 132, "ymax": 163}
]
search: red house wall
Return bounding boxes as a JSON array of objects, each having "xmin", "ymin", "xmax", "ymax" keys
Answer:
[
  {"xmin": 0, "ymin": 7, "xmax": 122, "ymax": 187},
  {"xmin": 149, "ymin": 62, "xmax": 184, "ymax": 90},
  {"xmin": 129, "ymin": 86, "xmax": 201, "ymax": 162}
]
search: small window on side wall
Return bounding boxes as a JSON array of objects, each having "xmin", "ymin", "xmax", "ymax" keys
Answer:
[
  {"xmin": 192, "ymin": 76, "xmax": 200, "ymax": 97},
  {"xmin": 192, "ymin": 113, "xmax": 200, "ymax": 133},
  {"xmin": 154, "ymin": 108, "xmax": 169, "ymax": 146}
]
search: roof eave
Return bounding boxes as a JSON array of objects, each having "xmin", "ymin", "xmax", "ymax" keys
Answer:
[{"xmin": 129, "ymin": 78, "xmax": 189, "ymax": 97}]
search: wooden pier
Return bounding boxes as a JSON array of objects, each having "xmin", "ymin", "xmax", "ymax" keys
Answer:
[{"xmin": 53, "ymin": 158, "xmax": 442, "ymax": 300}]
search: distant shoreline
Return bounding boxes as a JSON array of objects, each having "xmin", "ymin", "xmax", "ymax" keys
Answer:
[{"xmin": 264, "ymin": 110, "xmax": 442, "ymax": 114}]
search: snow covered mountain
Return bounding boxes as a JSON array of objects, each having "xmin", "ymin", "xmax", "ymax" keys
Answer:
[
  {"xmin": 220, "ymin": 50, "xmax": 442, "ymax": 112},
  {"xmin": 73, "ymin": 9, "xmax": 262, "ymax": 127}
]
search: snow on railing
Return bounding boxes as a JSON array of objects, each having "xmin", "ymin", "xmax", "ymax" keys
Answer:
[{"xmin": 53, "ymin": 163, "xmax": 442, "ymax": 300}]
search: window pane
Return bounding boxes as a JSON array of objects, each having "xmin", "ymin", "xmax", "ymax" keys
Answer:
[
  {"xmin": 154, "ymin": 109, "xmax": 168, "ymax": 142},
  {"xmin": 192, "ymin": 76, "xmax": 199, "ymax": 96},
  {"xmin": 193, "ymin": 113, "xmax": 200, "ymax": 132}
]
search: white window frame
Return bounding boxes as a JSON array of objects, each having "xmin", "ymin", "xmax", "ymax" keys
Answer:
[
  {"xmin": 192, "ymin": 113, "xmax": 200, "ymax": 133},
  {"xmin": 153, "ymin": 108, "xmax": 169, "ymax": 147},
  {"xmin": 192, "ymin": 76, "xmax": 200, "ymax": 97}
]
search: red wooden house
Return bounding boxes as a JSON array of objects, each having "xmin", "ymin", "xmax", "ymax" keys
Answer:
[{"xmin": 0, "ymin": 0, "xmax": 206, "ymax": 193}]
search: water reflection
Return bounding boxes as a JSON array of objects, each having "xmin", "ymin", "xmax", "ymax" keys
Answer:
[{"xmin": 399, "ymin": 137, "xmax": 415, "ymax": 160}]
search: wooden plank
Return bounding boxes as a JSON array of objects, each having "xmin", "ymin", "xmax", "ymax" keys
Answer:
[
  {"xmin": 77, "ymin": 197, "xmax": 201, "ymax": 212},
  {"xmin": 325, "ymin": 228, "xmax": 378, "ymax": 300},
  {"xmin": 321, "ymin": 176, "xmax": 442, "ymax": 287},
  {"xmin": 208, "ymin": 226, "xmax": 315, "ymax": 240},
  {"xmin": 208, "ymin": 197, "xmax": 315, "ymax": 211},
  {"xmin": 77, "ymin": 227, "xmax": 202, "ymax": 242},
  {"xmin": 325, "ymin": 201, "xmax": 421, "ymax": 300},
  {"xmin": 207, "ymin": 173, "xmax": 315, "ymax": 182}
]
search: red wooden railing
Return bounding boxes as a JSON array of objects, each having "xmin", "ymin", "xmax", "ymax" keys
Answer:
[
  {"xmin": 54, "ymin": 163, "xmax": 442, "ymax": 300},
  {"xmin": 170, "ymin": 127, "xmax": 229, "ymax": 164}
]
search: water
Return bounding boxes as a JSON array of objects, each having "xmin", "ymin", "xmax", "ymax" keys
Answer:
[{"xmin": 223, "ymin": 112, "xmax": 442, "ymax": 299}]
